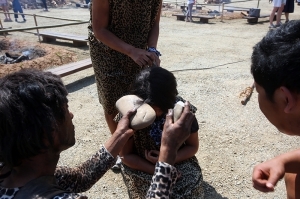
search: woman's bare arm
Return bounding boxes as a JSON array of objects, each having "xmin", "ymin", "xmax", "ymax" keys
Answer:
[{"xmin": 92, "ymin": 0, "xmax": 156, "ymax": 67}]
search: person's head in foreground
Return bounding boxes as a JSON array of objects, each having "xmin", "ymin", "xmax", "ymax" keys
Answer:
[
  {"xmin": 0, "ymin": 69, "xmax": 73, "ymax": 170},
  {"xmin": 251, "ymin": 20, "xmax": 300, "ymax": 136},
  {"xmin": 130, "ymin": 66, "xmax": 178, "ymax": 116},
  {"xmin": 251, "ymin": 20, "xmax": 300, "ymax": 198}
]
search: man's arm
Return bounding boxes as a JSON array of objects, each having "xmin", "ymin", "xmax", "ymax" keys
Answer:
[{"xmin": 252, "ymin": 148, "xmax": 300, "ymax": 192}]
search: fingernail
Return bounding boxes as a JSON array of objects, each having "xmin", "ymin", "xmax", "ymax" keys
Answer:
[
  {"xmin": 266, "ymin": 182, "xmax": 274, "ymax": 189},
  {"xmin": 185, "ymin": 101, "xmax": 189, "ymax": 105},
  {"xmin": 168, "ymin": 109, "xmax": 173, "ymax": 115}
]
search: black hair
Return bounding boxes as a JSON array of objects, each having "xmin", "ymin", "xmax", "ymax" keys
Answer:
[
  {"xmin": 130, "ymin": 66, "xmax": 178, "ymax": 113},
  {"xmin": 0, "ymin": 69, "xmax": 68, "ymax": 168},
  {"xmin": 251, "ymin": 20, "xmax": 300, "ymax": 100}
]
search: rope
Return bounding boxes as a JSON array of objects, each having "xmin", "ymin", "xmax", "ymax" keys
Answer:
[{"xmin": 170, "ymin": 59, "xmax": 248, "ymax": 73}]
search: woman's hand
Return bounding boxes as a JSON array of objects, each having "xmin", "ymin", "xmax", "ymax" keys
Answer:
[
  {"xmin": 145, "ymin": 150, "xmax": 160, "ymax": 164},
  {"xmin": 129, "ymin": 48, "xmax": 160, "ymax": 67},
  {"xmin": 104, "ymin": 110, "xmax": 136, "ymax": 157}
]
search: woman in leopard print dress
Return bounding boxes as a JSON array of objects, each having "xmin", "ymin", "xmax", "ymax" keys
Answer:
[
  {"xmin": 88, "ymin": 0, "xmax": 162, "ymax": 133},
  {"xmin": 120, "ymin": 67, "xmax": 205, "ymax": 199}
]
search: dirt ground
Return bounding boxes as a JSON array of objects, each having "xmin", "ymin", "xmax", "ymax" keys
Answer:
[{"xmin": 1, "ymin": 2, "xmax": 300, "ymax": 198}]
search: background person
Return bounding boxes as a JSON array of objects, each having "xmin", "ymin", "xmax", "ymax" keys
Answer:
[
  {"xmin": 0, "ymin": 0, "xmax": 12, "ymax": 22},
  {"xmin": 269, "ymin": 0, "xmax": 286, "ymax": 28},
  {"xmin": 12, "ymin": 0, "xmax": 26, "ymax": 22},
  {"xmin": 283, "ymin": 0, "xmax": 294, "ymax": 23},
  {"xmin": 186, "ymin": 0, "xmax": 195, "ymax": 22},
  {"xmin": 41, "ymin": 0, "xmax": 48, "ymax": 11},
  {"xmin": 251, "ymin": 20, "xmax": 300, "ymax": 198}
]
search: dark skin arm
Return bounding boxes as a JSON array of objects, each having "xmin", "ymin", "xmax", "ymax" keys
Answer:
[
  {"xmin": 92, "ymin": 0, "xmax": 160, "ymax": 67},
  {"xmin": 159, "ymin": 102, "xmax": 195, "ymax": 165}
]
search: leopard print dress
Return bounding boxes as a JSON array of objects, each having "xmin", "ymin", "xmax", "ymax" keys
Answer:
[
  {"xmin": 121, "ymin": 97, "xmax": 205, "ymax": 199},
  {"xmin": 88, "ymin": 0, "xmax": 162, "ymax": 114}
]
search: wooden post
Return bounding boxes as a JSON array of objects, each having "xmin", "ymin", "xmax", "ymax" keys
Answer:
[
  {"xmin": 33, "ymin": 14, "xmax": 41, "ymax": 42},
  {"xmin": 0, "ymin": 19, "xmax": 6, "ymax": 38},
  {"xmin": 221, "ymin": 2, "xmax": 225, "ymax": 22}
]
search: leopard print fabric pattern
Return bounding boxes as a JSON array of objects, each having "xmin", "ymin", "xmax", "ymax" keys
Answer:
[
  {"xmin": 146, "ymin": 162, "xmax": 178, "ymax": 199},
  {"xmin": 121, "ymin": 97, "xmax": 205, "ymax": 199},
  {"xmin": 88, "ymin": 0, "xmax": 162, "ymax": 114},
  {"xmin": 0, "ymin": 146, "xmax": 116, "ymax": 199},
  {"xmin": 54, "ymin": 146, "xmax": 116, "ymax": 193}
]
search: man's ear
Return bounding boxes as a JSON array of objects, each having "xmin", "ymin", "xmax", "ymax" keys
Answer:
[{"xmin": 280, "ymin": 86, "xmax": 297, "ymax": 113}]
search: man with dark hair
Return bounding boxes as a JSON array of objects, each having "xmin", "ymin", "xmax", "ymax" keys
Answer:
[
  {"xmin": 0, "ymin": 69, "xmax": 194, "ymax": 198},
  {"xmin": 251, "ymin": 20, "xmax": 300, "ymax": 198}
]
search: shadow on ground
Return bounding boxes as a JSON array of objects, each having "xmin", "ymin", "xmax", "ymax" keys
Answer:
[
  {"xmin": 65, "ymin": 74, "xmax": 95, "ymax": 93},
  {"xmin": 203, "ymin": 181, "xmax": 228, "ymax": 199}
]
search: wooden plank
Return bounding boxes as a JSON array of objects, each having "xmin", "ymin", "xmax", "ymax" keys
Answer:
[
  {"xmin": 172, "ymin": 14, "xmax": 215, "ymax": 23},
  {"xmin": 244, "ymin": 14, "xmax": 270, "ymax": 24},
  {"xmin": 244, "ymin": 14, "xmax": 270, "ymax": 19},
  {"xmin": 225, "ymin": 8, "xmax": 249, "ymax": 12},
  {"xmin": 39, "ymin": 31, "xmax": 88, "ymax": 42},
  {"xmin": 46, "ymin": 58, "xmax": 92, "ymax": 77},
  {"xmin": 36, "ymin": 31, "xmax": 88, "ymax": 47}
]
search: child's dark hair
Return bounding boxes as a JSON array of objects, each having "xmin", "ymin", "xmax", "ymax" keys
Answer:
[
  {"xmin": 130, "ymin": 66, "xmax": 178, "ymax": 113},
  {"xmin": 0, "ymin": 69, "xmax": 68, "ymax": 168}
]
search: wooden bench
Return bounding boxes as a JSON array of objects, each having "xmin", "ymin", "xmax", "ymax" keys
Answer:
[
  {"xmin": 225, "ymin": 8, "xmax": 249, "ymax": 12},
  {"xmin": 244, "ymin": 13, "xmax": 281, "ymax": 24},
  {"xmin": 172, "ymin": 14, "xmax": 215, "ymax": 23},
  {"xmin": 244, "ymin": 14, "xmax": 270, "ymax": 23},
  {"xmin": 46, "ymin": 58, "xmax": 92, "ymax": 77},
  {"xmin": 180, "ymin": 5, "xmax": 202, "ymax": 10},
  {"xmin": 37, "ymin": 32, "xmax": 88, "ymax": 47},
  {"xmin": 0, "ymin": 27, "xmax": 12, "ymax": 35}
]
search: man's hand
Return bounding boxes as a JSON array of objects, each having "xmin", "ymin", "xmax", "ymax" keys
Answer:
[
  {"xmin": 252, "ymin": 157, "xmax": 285, "ymax": 192},
  {"xmin": 158, "ymin": 101, "xmax": 195, "ymax": 165}
]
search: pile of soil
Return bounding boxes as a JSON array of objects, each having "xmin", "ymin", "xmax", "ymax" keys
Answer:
[{"xmin": 0, "ymin": 38, "xmax": 76, "ymax": 77}]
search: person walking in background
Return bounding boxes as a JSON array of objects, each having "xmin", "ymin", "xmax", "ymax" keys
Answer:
[
  {"xmin": 186, "ymin": 0, "xmax": 195, "ymax": 22},
  {"xmin": 41, "ymin": 0, "xmax": 48, "ymax": 11},
  {"xmin": 269, "ymin": 0, "xmax": 285, "ymax": 28},
  {"xmin": 283, "ymin": 0, "xmax": 294, "ymax": 23},
  {"xmin": 0, "ymin": 0, "xmax": 12, "ymax": 22},
  {"xmin": 12, "ymin": 0, "xmax": 26, "ymax": 22}
]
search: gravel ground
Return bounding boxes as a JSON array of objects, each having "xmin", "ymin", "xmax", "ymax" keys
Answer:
[{"xmin": 2, "ymin": 2, "xmax": 300, "ymax": 198}]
